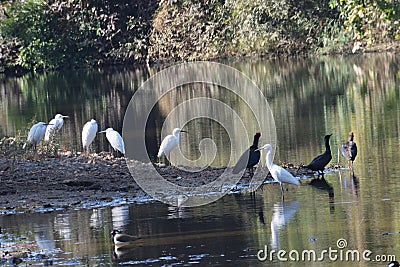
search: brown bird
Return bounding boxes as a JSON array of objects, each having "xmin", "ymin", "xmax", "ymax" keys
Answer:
[
  {"xmin": 110, "ymin": 229, "xmax": 141, "ymax": 247},
  {"xmin": 341, "ymin": 131, "xmax": 357, "ymax": 168}
]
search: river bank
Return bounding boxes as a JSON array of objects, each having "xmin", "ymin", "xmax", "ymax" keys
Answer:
[{"xmin": 0, "ymin": 150, "xmax": 330, "ymax": 213}]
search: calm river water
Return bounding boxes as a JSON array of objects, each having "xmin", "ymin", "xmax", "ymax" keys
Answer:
[{"xmin": 0, "ymin": 53, "xmax": 400, "ymax": 266}]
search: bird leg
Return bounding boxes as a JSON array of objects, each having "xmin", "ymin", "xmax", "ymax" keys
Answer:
[
  {"xmin": 248, "ymin": 167, "xmax": 255, "ymax": 178},
  {"xmin": 348, "ymin": 160, "xmax": 354, "ymax": 169},
  {"xmin": 337, "ymin": 147, "xmax": 340, "ymax": 166},
  {"xmin": 280, "ymin": 183, "xmax": 285, "ymax": 201}
]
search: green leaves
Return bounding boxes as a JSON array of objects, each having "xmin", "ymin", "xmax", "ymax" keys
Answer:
[
  {"xmin": 0, "ymin": 0, "xmax": 158, "ymax": 71},
  {"xmin": 329, "ymin": 0, "xmax": 400, "ymax": 47},
  {"xmin": 0, "ymin": 0, "xmax": 399, "ymax": 72}
]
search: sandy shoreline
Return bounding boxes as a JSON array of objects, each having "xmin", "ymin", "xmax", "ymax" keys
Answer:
[{"xmin": 0, "ymin": 151, "xmax": 325, "ymax": 213}]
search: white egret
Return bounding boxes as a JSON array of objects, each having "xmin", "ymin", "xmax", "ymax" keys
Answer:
[
  {"xmin": 99, "ymin": 128, "xmax": 125, "ymax": 154},
  {"xmin": 256, "ymin": 144, "xmax": 299, "ymax": 197},
  {"xmin": 23, "ymin": 122, "xmax": 51, "ymax": 150},
  {"xmin": 157, "ymin": 128, "xmax": 187, "ymax": 161},
  {"xmin": 82, "ymin": 119, "xmax": 98, "ymax": 154},
  {"xmin": 44, "ymin": 114, "xmax": 69, "ymax": 141}
]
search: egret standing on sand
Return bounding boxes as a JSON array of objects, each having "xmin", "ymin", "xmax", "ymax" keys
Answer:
[
  {"xmin": 99, "ymin": 128, "xmax": 125, "ymax": 154},
  {"xmin": 157, "ymin": 128, "xmax": 187, "ymax": 162},
  {"xmin": 341, "ymin": 131, "xmax": 357, "ymax": 168},
  {"xmin": 44, "ymin": 114, "xmax": 69, "ymax": 141},
  {"xmin": 23, "ymin": 122, "xmax": 51, "ymax": 150},
  {"xmin": 82, "ymin": 119, "xmax": 98, "ymax": 154},
  {"xmin": 233, "ymin": 132, "xmax": 261, "ymax": 175},
  {"xmin": 301, "ymin": 134, "xmax": 332, "ymax": 176},
  {"xmin": 256, "ymin": 144, "xmax": 299, "ymax": 198}
]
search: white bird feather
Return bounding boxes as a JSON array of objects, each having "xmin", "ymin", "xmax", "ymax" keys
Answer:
[
  {"xmin": 157, "ymin": 128, "xmax": 186, "ymax": 158},
  {"xmin": 99, "ymin": 128, "xmax": 125, "ymax": 154},
  {"xmin": 82, "ymin": 119, "xmax": 98, "ymax": 152},
  {"xmin": 44, "ymin": 114, "xmax": 69, "ymax": 141}
]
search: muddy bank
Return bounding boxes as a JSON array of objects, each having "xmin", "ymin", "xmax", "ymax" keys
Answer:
[
  {"xmin": 0, "ymin": 152, "xmax": 329, "ymax": 213},
  {"xmin": 0, "ymin": 153, "xmax": 147, "ymax": 213}
]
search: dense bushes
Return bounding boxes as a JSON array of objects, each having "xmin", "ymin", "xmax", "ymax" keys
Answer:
[
  {"xmin": 0, "ymin": 0, "xmax": 158, "ymax": 71},
  {"xmin": 0, "ymin": 0, "xmax": 399, "ymax": 72},
  {"xmin": 330, "ymin": 0, "xmax": 400, "ymax": 49}
]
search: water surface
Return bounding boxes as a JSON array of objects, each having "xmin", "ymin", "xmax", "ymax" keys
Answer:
[{"xmin": 1, "ymin": 53, "xmax": 400, "ymax": 266}]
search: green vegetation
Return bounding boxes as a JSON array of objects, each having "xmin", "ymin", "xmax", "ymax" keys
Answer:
[
  {"xmin": 0, "ymin": 0, "xmax": 399, "ymax": 72},
  {"xmin": 0, "ymin": 119, "xmax": 64, "ymax": 163}
]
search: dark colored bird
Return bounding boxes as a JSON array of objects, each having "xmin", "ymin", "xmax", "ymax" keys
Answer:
[
  {"xmin": 110, "ymin": 229, "xmax": 141, "ymax": 247},
  {"xmin": 302, "ymin": 134, "xmax": 332, "ymax": 176},
  {"xmin": 341, "ymin": 131, "xmax": 357, "ymax": 168},
  {"xmin": 232, "ymin": 132, "xmax": 261, "ymax": 175},
  {"xmin": 387, "ymin": 261, "xmax": 399, "ymax": 267}
]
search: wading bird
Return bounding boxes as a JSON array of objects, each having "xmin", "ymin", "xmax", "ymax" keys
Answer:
[
  {"xmin": 99, "ymin": 128, "xmax": 125, "ymax": 154},
  {"xmin": 256, "ymin": 144, "xmax": 299, "ymax": 199},
  {"xmin": 300, "ymin": 134, "xmax": 332, "ymax": 176},
  {"xmin": 23, "ymin": 122, "xmax": 52, "ymax": 150},
  {"xmin": 157, "ymin": 128, "xmax": 187, "ymax": 162},
  {"xmin": 341, "ymin": 131, "xmax": 357, "ymax": 168},
  {"xmin": 44, "ymin": 114, "xmax": 69, "ymax": 141},
  {"xmin": 82, "ymin": 119, "xmax": 98, "ymax": 154},
  {"xmin": 233, "ymin": 132, "xmax": 261, "ymax": 176},
  {"xmin": 110, "ymin": 229, "xmax": 141, "ymax": 248}
]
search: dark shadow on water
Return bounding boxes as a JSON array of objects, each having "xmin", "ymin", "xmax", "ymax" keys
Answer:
[{"xmin": 308, "ymin": 177, "xmax": 335, "ymax": 213}]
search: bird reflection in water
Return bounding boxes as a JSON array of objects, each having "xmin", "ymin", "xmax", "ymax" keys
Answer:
[
  {"xmin": 111, "ymin": 205, "xmax": 130, "ymax": 230},
  {"xmin": 308, "ymin": 177, "xmax": 335, "ymax": 213},
  {"xmin": 269, "ymin": 200, "xmax": 300, "ymax": 250},
  {"xmin": 339, "ymin": 169, "xmax": 359, "ymax": 197},
  {"xmin": 110, "ymin": 229, "xmax": 141, "ymax": 260},
  {"xmin": 112, "ymin": 246, "xmax": 138, "ymax": 261}
]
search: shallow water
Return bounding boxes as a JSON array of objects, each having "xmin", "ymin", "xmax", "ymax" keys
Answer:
[
  {"xmin": 1, "ymin": 53, "xmax": 400, "ymax": 265},
  {"xmin": 0, "ymin": 173, "xmax": 399, "ymax": 266}
]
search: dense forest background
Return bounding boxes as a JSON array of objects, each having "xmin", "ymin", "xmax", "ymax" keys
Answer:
[{"xmin": 0, "ymin": 0, "xmax": 399, "ymax": 72}]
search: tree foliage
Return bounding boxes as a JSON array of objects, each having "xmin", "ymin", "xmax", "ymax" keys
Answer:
[
  {"xmin": 0, "ymin": 0, "xmax": 399, "ymax": 72},
  {"xmin": 0, "ymin": 0, "xmax": 158, "ymax": 71}
]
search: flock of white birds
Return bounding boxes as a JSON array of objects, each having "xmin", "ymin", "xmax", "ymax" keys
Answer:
[
  {"xmin": 24, "ymin": 114, "xmax": 125, "ymax": 155},
  {"xmin": 24, "ymin": 115, "xmax": 186, "ymax": 160}
]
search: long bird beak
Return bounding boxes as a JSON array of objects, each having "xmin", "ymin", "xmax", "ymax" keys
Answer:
[
  {"xmin": 45, "ymin": 123, "xmax": 55, "ymax": 126},
  {"xmin": 62, "ymin": 116, "xmax": 69, "ymax": 118},
  {"xmin": 181, "ymin": 130, "xmax": 188, "ymax": 133},
  {"xmin": 255, "ymin": 146, "xmax": 266, "ymax": 151},
  {"xmin": 98, "ymin": 130, "xmax": 107, "ymax": 133}
]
